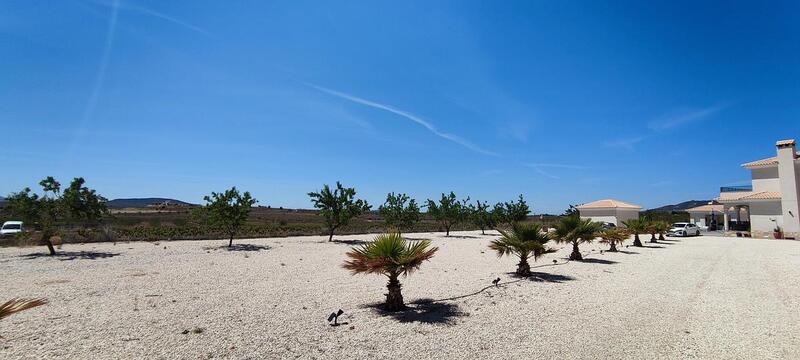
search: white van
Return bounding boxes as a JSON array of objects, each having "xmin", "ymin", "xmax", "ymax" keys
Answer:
[{"xmin": 1, "ymin": 221, "xmax": 24, "ymax": 237}]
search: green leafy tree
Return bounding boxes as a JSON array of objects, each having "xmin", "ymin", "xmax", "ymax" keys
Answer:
[
  {"xmin": 470, "ymin": 200, "xmax": 494, "ymax": 235},
  {"xmin": 600, "ymin": 228, "xmax": 629, "ymax": 252},
  {"xmin": 202, "ymin": 187, "xmax": 257, "ymax": 247},
  {"xmin": 426, "ymin": 192, "xmax": 467, "ymax": 236},
  {"xmin": 492, "ymin": 195, "xmax": 530, "ymax": 228},
  {"xmin": 551, "ymin": 216, "xmax": 601, "ymax": 260},
  {"xmin": 308, "ymin": 182, "xmax": 371, "ymax": 241},
  {"xmin": 343, "ymin": 233, "xmax": 438, "ymax": 311},
  {"xmin": 61, "ymin": 177, "xmax": 108, "ymax": 226},
  {"xmin": 562, "ymin": 204, "xmax": 579, "ymax": 217},
  {"xmin": 5, "ymin": 177, "xmax": 108, "ymax": 255},
  {"xmin": 622, "ymin": 218, "xmax": 647, "ymax": 247},
  {"xmin": 378, "ymin": 192, "xmax": 421, "ymax": 235},
  {"xmin": 490, "ymin": 223, "xmax": 554, "ymax": 276}
]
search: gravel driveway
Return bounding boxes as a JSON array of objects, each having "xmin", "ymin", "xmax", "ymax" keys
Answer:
[{"xmin": 2, "ymin": 231, "xmax": 799, "ymax": 359}]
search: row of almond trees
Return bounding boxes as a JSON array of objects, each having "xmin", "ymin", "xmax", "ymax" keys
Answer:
[
  {"xmin": 4, "ymin": 177, "xmax": 533, "ymax": 253},
  {"xmin": 342, "ymin": 217, "xmax": 674, "ymax": 311}
]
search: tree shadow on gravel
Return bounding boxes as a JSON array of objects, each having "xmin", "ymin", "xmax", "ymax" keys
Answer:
[
  {"xmin": 638, "ymin": 245, "xmax": 666, "ymax": 249},
  {"xmin": 446, "ymin": 235, "xmax": 480, "ymax": 239},
  {"xmin": 371, "ymin": 299, "xmax": 467, "ymax": 325},
  {"xmin": 528, "ymin": 272, "xmax": 576, "ymax": 283},
  {"xmin": 506, "ymin": 271, "xmax": 576, "ymax": 283},
  {"xmin": 404, "ymin": 237, "xmax": 431, "ymax": 241},
  {"xmin": 576, "ymin": 258, "xmax": 618, "ymax": 265},
  {"xmin": 327, "ymin": 239, "xmax": 368, "ymax": 245},
  {"xmin": 203, "ymin": 244, "xmax": 271, "ymax": 252},
  {"xmin": 617, "ymin": 250, "xmax": 639, "ymax": 255},
  {"xmin": 21, "ymin": 251, "xmax": 120, "ymax": 261},
  {"xmin": 224, "ymin": 244, "xmax": 270, "ymax": 252}
]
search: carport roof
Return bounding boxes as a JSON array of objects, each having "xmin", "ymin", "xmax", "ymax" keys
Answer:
[
  {"xmin": 718, "ymin": 191, "xmax": 781, "ymax": 202},
  {"xmin": 576, "ymin": 199, "xmax": 641, "ymax": 210},
  {"xmin": 685, "ymin": 204, "xmax": 724, "ymax": 213}
]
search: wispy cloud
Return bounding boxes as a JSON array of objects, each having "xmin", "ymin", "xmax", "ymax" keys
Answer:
[
  {"xmin": 310, "ymin": 84, "xmax": 499, "ymax": 157},
  {"xmin": 65, "ymin": 0, "xmax": 121, "ymax": 164},
  {"xmin": 648, "ymin": 104, "xmax": 727, "ymax": 131},
  {"xmin": 532, "ymin": 167, "xmax": 560, "ymax": 179},
  {"xmin": 603, "ymin": 136, "xmax": 645, "ymax": 151},
  {"xmin": 87, "ymin": 0, "xmax": 210, "ymax": 35},
  {"xmin": 525, "ymin": 163, "xmax": 587, "ymax": 170},
  {"xmin": 525, "ymin": 163, "xmax": 586, "ymax": 180}
]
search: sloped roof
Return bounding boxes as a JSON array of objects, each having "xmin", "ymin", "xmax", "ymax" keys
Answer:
[
  {"xmin": 741, "ymin": 151, "xmax": 800, "ymax": 168},
  {"xmin": 576, "ymin": 199, "xmax": 641, "ymax": 210},
  {"xmin": 718, "ymin": 191, "xmax": 781, "ymax": 202},
  {"xmin": 685, "ymin": 204, "xmax": 724, "ymax": 213}
]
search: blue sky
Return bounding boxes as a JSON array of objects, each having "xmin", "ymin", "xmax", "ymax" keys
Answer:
[{"xmin": 2, "ymin": 0, "xmax": 799, "ymax": 213}]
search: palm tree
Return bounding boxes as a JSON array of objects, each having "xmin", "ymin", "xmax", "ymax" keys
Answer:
[
  {"xmin": 489, "ymin": 223, "xmax": 555, "ymax": 277},
  {"xmin": 600, "ymin": 228, "xmax": 629, "ymax": 252},
  {"xmin": 551, "ymin": 216, "xmax": 602, "ymax": 261},
  {"xmin": 646, "ymin": 221, "xmax": 659, "ymax": 243},
  {"xmin": 1, "ymin": 298, "xmax": 47, "ymax": 321},
  {"xmin": 343, "ymin": 233, "xmax": 438, "ymax": 312},
  {"xmin": 622, "ymin": 219, "xmax": 646, "ymax": 247},
  {"xmin": 654, "ymin": 221, "xmax": 669, "ymax": 241}
]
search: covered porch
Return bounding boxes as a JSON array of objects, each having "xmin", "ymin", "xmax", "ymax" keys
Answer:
[{"xmin": 718, "ymin": 190, "xmax": 783, "ymax": 237}]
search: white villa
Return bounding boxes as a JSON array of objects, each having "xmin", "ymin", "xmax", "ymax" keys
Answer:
[
  {"xmin": 686, "ymin": 203, "xmax": 724, "ymax": 229},
  {"xmin": 577, "ymin": 199, "xmax": 641, "ymax": 226},
  {"xmin": 717, "ymin": 139, "xmax": 800, "ymax": 239}
]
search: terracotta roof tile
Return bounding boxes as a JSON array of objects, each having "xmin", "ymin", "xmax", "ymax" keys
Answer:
[
  {"xmin": 718, "ymin": 191, "xmax": 781, "ymax": 202},
  {"xmin": 741, "ymin": 152, "xmax": 800, "ymax": 168},
  {"xmin": 685, "ymin": 204, "xmax": 724, "ymax": 213},
  {"xmin": 576, "ymin": 199, "xmax": 641, "ymax": 210}
]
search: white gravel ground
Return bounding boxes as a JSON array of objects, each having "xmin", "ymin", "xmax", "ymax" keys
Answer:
[{"xmin": 2, "ymin": 231, "xmax": 800, "ymax": 359}]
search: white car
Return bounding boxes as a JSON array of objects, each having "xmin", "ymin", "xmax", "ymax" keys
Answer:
[
  {"xmin": 668, "ymin": 222, "xmax": 700, "ymax": 237},
  {"xmin": 1, "ymin": 221, "xmax": 24, "ymax": 238}
]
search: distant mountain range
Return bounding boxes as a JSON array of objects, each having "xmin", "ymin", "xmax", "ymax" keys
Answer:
[
  {"xmin": 648, "ymin": 200, "xmax": 714, "ymax": 212},
  {"xmin": 105, "ymin": 198, "xmax": 195, "ymax": 208}
]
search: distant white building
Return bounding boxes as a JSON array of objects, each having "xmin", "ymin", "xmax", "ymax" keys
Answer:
[
  {"xmin": 686, "ymin": 203, "xmax": 724, "ymax": 228},
  {"xmin": 577, "ymin": 199, "xmax": 641, "ymax": 226},
  {"xmin": 717, "ymin": 139, "xmax": 800, "ymax": 239}
]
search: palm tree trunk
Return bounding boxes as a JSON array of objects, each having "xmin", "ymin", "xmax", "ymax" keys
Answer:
[
  {"xmin": 481, "ymin": 227, "xmax": 485, "ymax": 235},
  {"xmin": 385, "ymin": 273, "xmax": 405, "ymax": 311},
  {"xmin": 569, "ymin": 242, "xmax": 582, "ymax": 260},
  {"xmin": 609, "ymin": 241, "xmax": 618, "ymax": 252},
  {"xmin": 328, "ymin": 228, "xmax": 335, "ymax": 242},
  {"xmin": 42, "ymin": 230, "xmax": 56, "ymax": 256},
  {"xmin": 650, "ymin": 233, "xmax": 657, "ymax": 243},
  {"xmin": 659, "ymin": 233, "xmax": 665, "ymax": 240},
  {"xmin": 633, "ymin": 233, "xmax": 643, "ymax": 247},
  {"xmin": 516, "ymin": 256, "xmax": 531, "ymax": 276}
]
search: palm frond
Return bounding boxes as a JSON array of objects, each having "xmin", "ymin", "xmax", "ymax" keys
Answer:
[
  {"xmin": 490, "ymin": 223, "xmax": 552, "ymax": 260},
  {"xmin": 552, "ymin": 216, "xmax": 601, "ymax": 244},
  {"xmin": 342, "ymin": 233, "xmax": 438, "ymax": 276},
  {"xmin": 0, "ymin": 298, "xmax": 48, "ymax": 320}
]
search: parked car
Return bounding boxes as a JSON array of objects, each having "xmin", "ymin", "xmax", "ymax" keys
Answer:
[
  {"xmin": 1, "ymin": 221, "xmax": 24, "ymax": 238},
  {"xmin": 668, "ymin": 222, "xmax": 700, "ymax": 237},
  {"xmin": 600, "ymin": 222, "xmax": 617, "ymax": 230}
]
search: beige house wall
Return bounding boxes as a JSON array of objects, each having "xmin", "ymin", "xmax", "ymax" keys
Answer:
[{"xmin": 579, "ymin": 208, "xmax": 639, "ymax": 226}]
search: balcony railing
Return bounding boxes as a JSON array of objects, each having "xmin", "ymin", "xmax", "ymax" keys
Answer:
[{"xmin": 720, "ymin": 185, "xmax": 752, "ymax": 193}]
